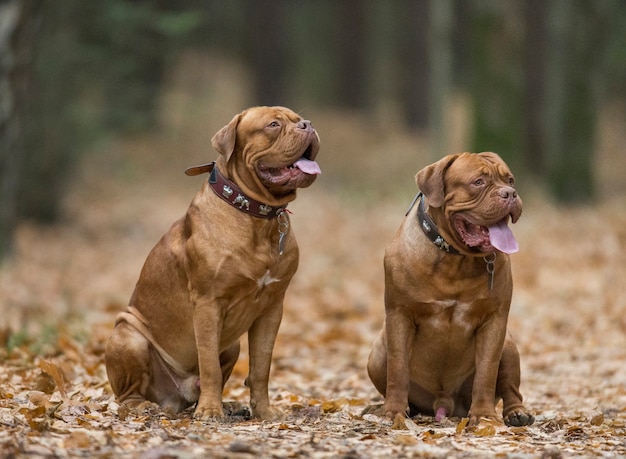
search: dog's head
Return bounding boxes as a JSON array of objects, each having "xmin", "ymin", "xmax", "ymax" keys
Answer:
[
  {"xmin": 416, "ymin": 152, "xmax": 522, "ymax": 255},
  {"xmin": 212, "ymin": 106, "xmax": 320, "ymax": 205}
]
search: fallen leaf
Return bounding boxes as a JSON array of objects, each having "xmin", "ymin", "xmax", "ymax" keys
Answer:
[
  {"xmin": 590, "ymin": 413, "xmax": 604, "ymax": 426},
  {"xmin": 565, "ymin": 425, "xmax": 587, "ymax": 441},
  {"xmin": 395, "ymin": 434, "xmax": 418, "ymax": 445},
  {"xmin": 64, "ymin": 431, "xmax": 92, "ymax": 449},
  {"xmin": 422, "ymin": 429, "xmax": 446, "ymax": 442},
  {"xmin": 321, "ymin": 398, "xmax": 348, "ymax": 413},
  {"xmin": 403, "ymin": 417, "xmax": 420, "ymax": 433},
  {"xmin": 456, "ymin": 417, "xmax": 469, "ymax": 434},
  {"xmin": 38, "ymin": 360, "xmax": 67, "ymax": 398},
  {"xmin": 471, "ymin": 419, "xmax": 498, "ymax": 437},
  {"xmin": 34, "ymin": 372, "xmax": 56, "ymax": 394},
  {"xmin": 391, "ymin": 413, "xmax": 407, "ymax": 430}
]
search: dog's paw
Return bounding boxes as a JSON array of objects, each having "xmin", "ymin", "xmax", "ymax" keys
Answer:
[
  {"xmin": 223, "ymin": 401, "xmax": 251, "ymax": 418},
  {"xmin": 382, "ymin": 401, "xmax": 409, "ymax": 420},
  {"xmin": 117, "ymin": 400, "xmax": 161, "ymax": 420},
  {"xmin": 361, "ymin": 403, "xmax": 385, "ymax": 417},
  {"xmin": 193, "ymin": 404, "xmax": 224, "ymax": 420},
  {"xmin": 252, "ymin": 405, "xmax": 284, "ymax": 421},
  {"xmin": 361, "ymin": 404, "xmax": 408, "ymax": 428},
  {"xmin": 504, "ymin": 407, "xmax": 535, "ymax": 427}
]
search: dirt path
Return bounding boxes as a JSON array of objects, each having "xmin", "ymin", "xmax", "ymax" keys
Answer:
[{"xmin": 1, "ymin": 148, "xmax": 625, "ymax": 457}]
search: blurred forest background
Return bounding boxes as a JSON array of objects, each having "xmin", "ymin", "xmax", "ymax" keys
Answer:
[
  {"xmin": 1, "ymin": 0, "xmax": 625, "ymax": 260},
  {"xmin": 1, "ymin": 2, "xmax": 626, "ymax": 455}
]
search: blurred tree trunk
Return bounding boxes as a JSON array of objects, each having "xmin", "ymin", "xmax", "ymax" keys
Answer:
[
  {"xmin": 523, "ymin": 0, "xmax": 548, "ymax": 176},
  {"xmin": 543, "ymin": 0, "xmax": 612, "ymax": 202},
  {"xmin": 397, "ymin": 0, "xmax": 430, "ymax": 129},
  {"xmin": 244, "ymin": 0, "xmax": 288, "ymax": 105},
  {"xmin": 468, "ymin": 1, "xmax": 524, "ymax": 171},
  {"xmin": 335, "ymin": 0, "xmax": 369, "ymax": 110},
  {"xmin": 17, "ymin": 1, "xmax": 198, "ymax": 223},
  {"xmin": 429, "ymin": 0, "xmax": 453, "ymax": 159},
  {"xmin": 17, "ymin": 1, "xmax": 78, "ymax": 223},
  {"xmin": 0, "ymin": 0, "xmax": 39, "ymax": 259},
  {"xmin": 450, "ymin": 0, "xmax": 471, "ymax": 89}
]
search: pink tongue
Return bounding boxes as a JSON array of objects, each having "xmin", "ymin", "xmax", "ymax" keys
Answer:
[
  {"xmin": 294, "ymin": 158, "xmax": 321, "ymax": 175},
  {"xmin": 488, "ymin": 220, "xmax": 519, "ymax": 254}
]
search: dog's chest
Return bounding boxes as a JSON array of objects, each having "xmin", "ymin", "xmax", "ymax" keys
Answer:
[
  {"xmin": 231, "ymin": 257, "xmax": 294, "ymax": 305},
  {"xmin": 256, "ymin": 269, "xmax": 281, "ymax": 288},
  {"xmin": 422, "ymin": 300, "xmax": 482, "ymax": 335},
  {"xmin": 250, "ymin": 264, "xmax": 292, "ymax": 302}
]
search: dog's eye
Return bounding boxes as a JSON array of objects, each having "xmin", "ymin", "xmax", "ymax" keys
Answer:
[
  {"xmin": 268, "ymin": 121, "xmax": 280, "ymax": 128},
  {"xmin": 473, "ymin": 178, "xmax": 485, "ymax": 187},
  {"xmin": 508, "ymin": 176, "xmax": 515, "ymax": 186}
]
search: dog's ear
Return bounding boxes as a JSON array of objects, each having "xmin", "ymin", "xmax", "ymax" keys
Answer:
[
  {"xmin": 211, "ymin": 112, "xmax": 244, "ymax": 161},
  {"xmin": 415, "ymin": 154, "xmax": 459, "ymax": 208}
]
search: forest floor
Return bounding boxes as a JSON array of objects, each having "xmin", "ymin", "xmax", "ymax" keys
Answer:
[{"xmin": 1, "ymin": 65, "xmax": 625, "ymax": 457}]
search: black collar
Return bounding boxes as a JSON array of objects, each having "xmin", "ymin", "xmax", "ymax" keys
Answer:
[{"xmin": 410, "ymin": 192, "xmax": 462, "ymax": 255}]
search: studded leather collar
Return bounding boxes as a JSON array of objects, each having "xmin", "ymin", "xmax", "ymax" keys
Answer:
[
  {"xmin": 410, "ymin": 192, "xmax": 461, "ymax": 255},
  {"xmin": 185, "ymin": 162, "xmax": 287, "ymax": 219}
]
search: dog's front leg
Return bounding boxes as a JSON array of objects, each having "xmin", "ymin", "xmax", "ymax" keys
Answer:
[
  {"xmin": 246, "ymin": 302, "xmax": 284, "ymax": 421},
  {"xmin": 383, "ymin": 307, "xmax": 414, "ymax": 419},
  {"xmin": 192, "ymin": 296, "xmax": 225, "ymax": 420},
  {"xmin": 469, "ymin": 313, "xmax": 507, "ymax": 425}
]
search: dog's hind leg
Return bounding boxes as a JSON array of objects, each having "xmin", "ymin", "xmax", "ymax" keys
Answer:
[
  {"xmin": 105, "ymin": 321, "xmax": 152, "ymax": 407},
  {"xmin": 219, "ymin": 341, "xmax": 240, "ymax": 388}
]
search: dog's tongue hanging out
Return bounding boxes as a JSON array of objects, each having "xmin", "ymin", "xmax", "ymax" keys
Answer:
[
  {"xmin": 488, "ymin": 219, "xmax": 519, "ymax": 254},
  {"xmin": 294, "ymin": 158, "xmax": 322, "ymax": 175}
]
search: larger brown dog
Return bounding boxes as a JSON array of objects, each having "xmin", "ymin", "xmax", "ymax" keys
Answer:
[
  {"xmin": 367, "ymin": 152, "xmax": 534, "ymax": 426},
  {"xmin": 105, "ymin": 106, "xmax": 320, "ymax": 420}
]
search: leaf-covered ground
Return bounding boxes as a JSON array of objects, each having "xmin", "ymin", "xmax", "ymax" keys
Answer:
[
  {"xmin": 1, "ymin": 61, "xmax": 625, "ymax": 457},
  {"xmin": 2, "ymin": 153, "xmax": 625, "ymax": 457}
]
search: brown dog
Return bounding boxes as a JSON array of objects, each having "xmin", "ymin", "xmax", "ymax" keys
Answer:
[
  {"xmin": 105, "ymin": 106, "xmax": 321, "ymax": 420},
  {"xmin": 367, "ymin": 152, "xmax": 534, "ymax": 427}
]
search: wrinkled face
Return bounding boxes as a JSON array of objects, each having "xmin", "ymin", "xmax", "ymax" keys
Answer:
[
  {"xmin": 418, "ymin": 152, "xmax": 523, "ymax": 254},
  {"xmin": 211, "ymin": 106, "xmax": 321, "ymax": 199},
  {"xmin": 214, "ymin": 106, "xmax": 321, "ymax": 195}
]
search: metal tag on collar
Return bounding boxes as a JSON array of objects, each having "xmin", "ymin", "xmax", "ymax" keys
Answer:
[
  {"xmin": 484, "ymin": 253, "xmax": 496, "ymax": 290},
  {"xmin": 277, "ymin": 209, "xmax": 290, "ymax": 255}
]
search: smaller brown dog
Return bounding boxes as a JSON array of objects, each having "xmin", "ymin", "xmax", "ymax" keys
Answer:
[
  {"xmin": 367, "ymin": 152, "xmax": 534, "ymax": 426},
  {"xmin": 105, "ymin": 106, "xmax": 320, "ymax": 420}
]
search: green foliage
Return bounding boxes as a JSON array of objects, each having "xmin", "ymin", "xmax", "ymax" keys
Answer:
[
  {"xmin": 467, "ymin": 0, "xmax": 622, "ymax": 203},
  {"xmin": 542, "ymin": 0, "xmax": 614, "ymax": 203},
  {"xmin": 5, "ymin": 325, "xmax": 58, "ymax": 357},
  {"xmin": 603, "ymin": 0, "xmax": 626, "ymax": 96},
  {"xmin": 18, "ymin": 0, "xmax": 205, "ymax": 222},
  {"xmin": 468, "ymin": 2, "xmax": 526, "ymax": 173},
  {"xmin": 15, "ymin": 0, "xmax": 626, "ymax": 224},
  {"xmin": 6, "ymin": 329, "xmax": 30, "ymax": 354},
  {"xmin": 68, "ymin": 0, "xmax": 203, "ymax": 132}
]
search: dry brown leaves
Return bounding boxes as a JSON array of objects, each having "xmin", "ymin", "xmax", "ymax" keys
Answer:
[{"xmin": 2, "ymin": 111, "xmax": 626, "ymax": 456}]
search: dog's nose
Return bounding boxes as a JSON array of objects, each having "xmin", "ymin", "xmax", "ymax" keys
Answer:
[
  {"xmin": 297, "ymin": 120, "xmax": 313, "ymax": 131},
  {"xmin": 499, "ymin": 186, "xmax": 518, "ymax": 200}
]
